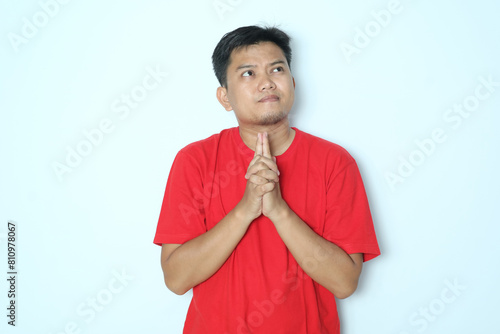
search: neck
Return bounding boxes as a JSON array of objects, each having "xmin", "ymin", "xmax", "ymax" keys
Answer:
[{"xmin": 238, "ymin": 118, "xmax": 295, "ymax": 156}]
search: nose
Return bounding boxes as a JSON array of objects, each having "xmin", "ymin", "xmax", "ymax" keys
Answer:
[{"xmin": 259, "ymin": 75, "xmax": 275, "ymax": 91}]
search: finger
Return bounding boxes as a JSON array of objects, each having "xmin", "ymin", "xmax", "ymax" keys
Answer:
[
  {"xmin": 245, "ymin": 154, "xmax": 268, "ymax": 179},
  {"xmin": 246, "ymin": 139, "xmax": 266, "ymax": 179},
  {"xmin": 255, "ymin": 169, "xmax": 279, "ymax": 183},
  {"xmin": 245, "ymin": 158, "xmax": 279, "ymax": 178},
  {"xmin": 248, "ymin": 174, "xmax": 269, "ymax": 185},
  {"xmin": 246, "ymin": 155, "xmax": 261, "ymax": 176},
  {"xmin": 262, "ymin": 133, "xmax": 279, "ymax": 175},
  {"xmin": 254, "ymin": 133, "xmax": 263, "ymax": 157},
  {"xmin": 262, "ymin": 132, "xmax": 272, "ymax": 159},
  {"xmin": 259, "ymin": 181, "xmax": 276, "ymax": 195}
]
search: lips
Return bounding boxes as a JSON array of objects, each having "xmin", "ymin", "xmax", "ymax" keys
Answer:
[{"xmin": 258, "ymin": 95, "xmax": 279, "ymax": 102}]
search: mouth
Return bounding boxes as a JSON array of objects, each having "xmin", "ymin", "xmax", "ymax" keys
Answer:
[{"xmin": 258, "ymin": 95, "xmax": 280, "ymax": 103}]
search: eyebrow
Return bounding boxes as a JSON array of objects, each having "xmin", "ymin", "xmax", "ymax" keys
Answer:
[
  {"xmin": 235, "ymin": 60, "xmax": 287, "ymax": 72},
  {"xmin": 270, "ymin": 60, "xmax": 286, "ymax": 67}
]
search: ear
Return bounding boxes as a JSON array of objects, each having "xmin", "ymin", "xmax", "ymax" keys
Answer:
[
  {"xmin": 216, "ymin": 86, "xmax": 233, "ymax": 111},
  {"xmin": 292, "ymin": 77, "xmax": 296, "ymax": 89}
]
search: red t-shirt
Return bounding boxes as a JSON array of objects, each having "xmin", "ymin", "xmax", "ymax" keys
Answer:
[{"xmin": 154, "ymin": 127, "xmax": 380, "ymax": 334}]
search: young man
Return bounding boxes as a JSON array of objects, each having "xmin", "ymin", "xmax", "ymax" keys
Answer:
[{"xmin": 154, "ymin": 25, "xmax": 380, "ymax": 333}]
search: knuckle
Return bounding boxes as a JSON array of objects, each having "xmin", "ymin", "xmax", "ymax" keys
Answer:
[
  {"xmin": 256, "ymin": 170, "xmax": 266, "ymax": 177},
  {"xmin": 250, "ymin": 175, "xmax": 262, "ymax": 184}
]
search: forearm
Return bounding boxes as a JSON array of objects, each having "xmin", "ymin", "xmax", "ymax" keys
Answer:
[
  {"xmin": 162, "ymin": 204, "xmax": 252, "ymax": 295},
  {"xmin": 271, "ymin": 205, "xmax": 362, "ymax": 299}
]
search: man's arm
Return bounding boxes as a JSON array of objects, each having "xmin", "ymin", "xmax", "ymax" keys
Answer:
[
  {"xmin": 160, "ymin": 205, "xmax": 251, "ymax": 295},
  {"xmin": 268, "ymin": 208, "xmax": 363, "ymax": 299},
  {"xmin": 249, "ymin": 132, "xmax": 363, "ymax": 299},
  {"xmin": 160, "ymin": 137, "xmax": 280, "ymax": 295}
]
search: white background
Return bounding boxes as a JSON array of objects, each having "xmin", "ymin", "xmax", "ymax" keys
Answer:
[{"xmin": 1, "ymin": 0, "xmax": 499, "ymax": 333}]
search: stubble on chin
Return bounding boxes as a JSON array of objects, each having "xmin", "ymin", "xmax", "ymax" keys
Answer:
[{"xmin": 256, "ymin": 110, "xmax": 288, "ymax": 126}]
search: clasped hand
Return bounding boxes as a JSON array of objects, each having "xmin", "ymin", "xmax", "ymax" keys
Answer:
[{"xmin": 240, "ymin": 132, "xmax": 286, "ymax": 221}]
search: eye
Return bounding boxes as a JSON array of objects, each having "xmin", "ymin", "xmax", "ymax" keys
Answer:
[
  {"xmin": 242, "ymin": 70, "xmax": 254, "ymax": 77},
  {"xmin": 273, "ymin": 66, "xmax": 284, "ymax": 73}
]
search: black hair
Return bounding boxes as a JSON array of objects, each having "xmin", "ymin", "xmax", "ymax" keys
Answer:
[{"xmin": 212, "ymin": 25, "xmax": 292, "ymax": 88}]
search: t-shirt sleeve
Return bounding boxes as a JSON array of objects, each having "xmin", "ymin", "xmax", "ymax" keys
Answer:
[
  {"xmin": 153, "ymin": 150, "xmax": 207, "ymax": 246},
  {"xmin": 323, "ymin": 157, "xmax": 380, "ymax": 262}
]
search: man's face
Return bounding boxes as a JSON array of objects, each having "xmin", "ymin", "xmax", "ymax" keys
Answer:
[{"xmin": 217, "ymin": 42, "xmax": 295, "ymax": 127}]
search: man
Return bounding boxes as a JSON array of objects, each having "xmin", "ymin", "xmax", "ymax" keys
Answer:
[{"xmin": 154, "ymin": 25, "xmax": 380, "ymax": 333}]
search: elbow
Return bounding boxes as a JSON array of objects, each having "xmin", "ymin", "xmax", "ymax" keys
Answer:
[
  {"xmin": 334, "ymin": 284, "xmax": 357, "ymax": 299},
  {"xmin": 163, "ymin": 263, "xmax": 192, "ymax": 295},
  {"xmin": 330, "ymin": 279, "xmax": 359, "ymax": 300},
  {"xmin": 166, "ymin": 283, "xmax": 190, "ymax": 296},
  {"xmin": 161, "ymin": 256, "xmax": 191, "ymax": 295},
  {"xmin": 334, "ymin": 257, "xmax": 363, "ymax": 299},
  {"xmin": 164, "ymin": 276, "xmax": 190, "ymax": 295}
]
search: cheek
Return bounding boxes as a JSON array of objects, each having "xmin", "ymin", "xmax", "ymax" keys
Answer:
[
  {"xmin": 283, "ymin": 82, "xmax": 295, "ymax": 103},
  {"xmin": 280, "ymin": 77, "xmax": 294, "ymax": 91},
  {"xmin": 227, "ymin": 88, "xmax": 240, "ymax": 105},
  {"xmin": 227, "ymin": 90, "xmax": 253, "ymax": 113},
  {"xmin": 235, "ymin": 89, "xmax": 254, "ymax": 103}
]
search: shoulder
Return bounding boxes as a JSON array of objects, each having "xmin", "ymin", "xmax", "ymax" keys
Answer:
[
  {"xmin": 177, "ymin": 127, "xmax": 234, "ymax": 160},
  {"xmin": 295, "ymin": 128, "xmax": 355, "ymax": 167}
]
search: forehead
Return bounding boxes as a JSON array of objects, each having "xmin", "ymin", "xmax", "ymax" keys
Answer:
[{"xmin": 228, "ymin": 42, "xmax": 286, "ymax": 67}]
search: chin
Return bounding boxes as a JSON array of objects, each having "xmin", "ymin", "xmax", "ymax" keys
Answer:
[{"xmin": 258, "ymin": 111, "xmax": 288, "ymax": 125}]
